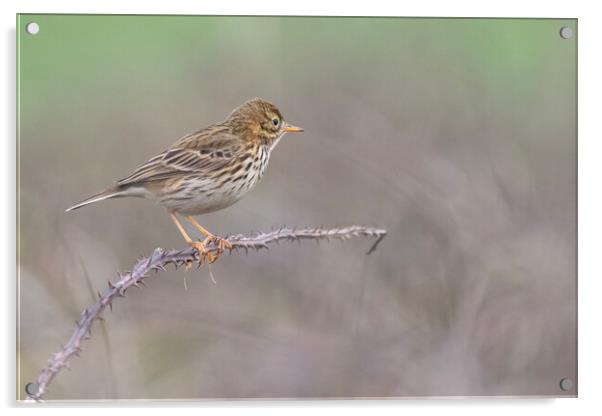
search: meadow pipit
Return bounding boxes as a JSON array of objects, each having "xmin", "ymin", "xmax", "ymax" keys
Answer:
[{"xmin": 66, "ymin": 98, "xmax": 304, "ymax": 263}]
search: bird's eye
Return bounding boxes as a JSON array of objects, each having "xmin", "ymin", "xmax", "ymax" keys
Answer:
[{"xmin": 272, "ymin": 118, "xmax": 280, "ymax": 127}]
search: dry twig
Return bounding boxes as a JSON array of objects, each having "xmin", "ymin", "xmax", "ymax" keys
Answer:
[{"xmin": 25, "ymin": 225, "xmax": 386, "ymax": 401}]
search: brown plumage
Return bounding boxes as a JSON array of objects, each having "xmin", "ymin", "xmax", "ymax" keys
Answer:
[{"xmin": 66, "ymin": 98, "xmax": 303, "ymax": 262}]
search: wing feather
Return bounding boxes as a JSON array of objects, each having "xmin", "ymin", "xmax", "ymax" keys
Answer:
[{"xmin": 117, "ymin": 125, "xmax": 245, "ymax": 186}]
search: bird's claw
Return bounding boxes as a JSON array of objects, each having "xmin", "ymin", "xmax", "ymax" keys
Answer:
[
  {"xmin": 188, "ymin": 241, "xmax": 210, "ymax": 265},
  {"xmin": 201, "ymin": 236, "xmax": 231, "ymax": 263},
  {"xmin": 185, "ymin": 260, "xmax": 193, "ymax": 271},
  {"xmin": 189, "ymin": 236, "xmax": 231, "ymax": 265}
]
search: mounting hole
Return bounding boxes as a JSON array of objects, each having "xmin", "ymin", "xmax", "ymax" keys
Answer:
[
  {"xmin": 559, "ymin": 378, "xmax": 573, "ymax": 391},
  {"xmin": 25, "ymin": 22, "xmax": 40, "ymax": 35},
  {"xmin": 559, "ymin": 26, "xmax": 573, "ymax": 39},
  {"xmin": 25, "ymin": 382, "xmax": 39, "ymax": 395}
]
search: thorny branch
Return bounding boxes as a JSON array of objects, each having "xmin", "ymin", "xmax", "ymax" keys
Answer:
[{"xmin": 25, "ymin": 225, "xmax": 387, "ymax": 402}]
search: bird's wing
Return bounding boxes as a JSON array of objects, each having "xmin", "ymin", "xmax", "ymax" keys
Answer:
[{"xmin": 117, "ymin": 125, "xmax": 245, "ymax": 186}]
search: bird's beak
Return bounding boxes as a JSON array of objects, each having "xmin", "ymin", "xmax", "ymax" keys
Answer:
[{"xmin": 284, "ymin": 123, "xmax": 304, "ymax": 133}]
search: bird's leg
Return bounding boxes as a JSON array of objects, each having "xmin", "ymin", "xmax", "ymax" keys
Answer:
[
  {"xmin": 185, "ymin": 216, "xmax": 232, "ymax": 261},
  {"xmin": 169, "ymin": 212, "xmax": 214, "ymax": 264},
  {"xmin": 184, "ymin": 216, "xmax": 214, "ymax": 239}
]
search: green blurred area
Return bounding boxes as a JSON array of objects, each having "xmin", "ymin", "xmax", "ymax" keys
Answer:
[{"xmin": 17, "ymin": 15, "xmax": 576, "ymax": 400}]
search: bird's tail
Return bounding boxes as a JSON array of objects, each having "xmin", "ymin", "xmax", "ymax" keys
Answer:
[{"xmin": 65, "ymin": 186, "xmax": 136, "ymax": 212}]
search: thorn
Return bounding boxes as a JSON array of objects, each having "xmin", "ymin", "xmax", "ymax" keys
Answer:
[
  {"xmin": 366, "ymin": 233, "xmax": 386, "ymax": 255},
  {"xmin": 108, "ymin": 301, "xmax": 113, "ymax": 312},
  {"xmin": 108, "ymin": 280, "xmax": 115, "ymax": 289}
]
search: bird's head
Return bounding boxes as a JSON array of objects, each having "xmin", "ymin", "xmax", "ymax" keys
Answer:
[{"xmin": 226, "ymin": 97, "xmax": 303, "ymax": 144}]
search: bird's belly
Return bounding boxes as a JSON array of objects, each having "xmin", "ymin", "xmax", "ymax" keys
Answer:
[
  {"xmin": 153, "ymin": 171, "xmax": 263, "ymax": 215},
  {"xmin": 167, "ymin": 192, "xmax": 241, "ymax": 215}
]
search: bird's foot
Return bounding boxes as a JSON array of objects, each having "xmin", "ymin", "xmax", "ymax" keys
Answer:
[
  {"xmin": 188, "ymin": 241, "xmax": 214, "ymax": 265},
  {"xmin": 201, "ymin": 235, "xmax": 232, "ymax": 263}
]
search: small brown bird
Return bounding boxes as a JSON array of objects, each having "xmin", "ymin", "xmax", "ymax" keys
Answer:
[{"xmin": 66, "ymin": 98, "xmax": 303, "ymax": 262}]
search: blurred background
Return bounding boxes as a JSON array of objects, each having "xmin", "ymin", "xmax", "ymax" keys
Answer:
[{"xmin": 17, "ymin": 16, "xmax": 576, "ymax": 400}]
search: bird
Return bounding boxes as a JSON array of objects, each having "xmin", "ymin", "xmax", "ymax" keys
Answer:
[{"xmin": 66, "ymin": 97, "xmax": 304, "ymax": 263}]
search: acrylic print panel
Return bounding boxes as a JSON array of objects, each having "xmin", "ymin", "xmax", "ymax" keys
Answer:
[{"xmin": 17, "ymin": 15, "xmax": 577, "ymax": 401}]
